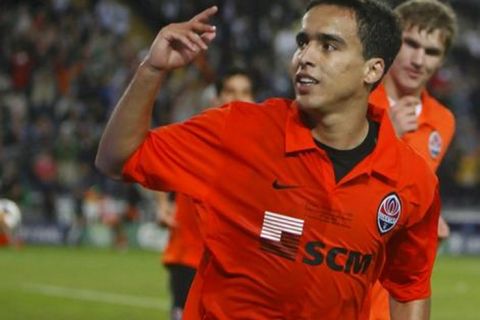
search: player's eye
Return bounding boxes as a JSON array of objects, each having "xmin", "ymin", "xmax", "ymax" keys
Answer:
[
  {"xmin": 322, "ymin": 42, "xmax": 336, "ymax": 52},
  {"xmin": 296, "ymin": 33, "xmax": 309, "ymax": 48},
  {"xmin": 425, "ymin": 48, "xmax": 442, "ymax": 57},
  {"xmin": 404, "ymin": 38, "xmax": 420, "ymax": 49}
]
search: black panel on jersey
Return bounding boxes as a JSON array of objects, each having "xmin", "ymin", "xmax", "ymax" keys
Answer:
[{"xmin": 315, "ymin": 121, "xmax": 379, "ymax": 183}]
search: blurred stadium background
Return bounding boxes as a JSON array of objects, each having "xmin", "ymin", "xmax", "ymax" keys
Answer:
[{"xmin": 0, "ymin": 0, "xmax": 479, "ymax": 319}]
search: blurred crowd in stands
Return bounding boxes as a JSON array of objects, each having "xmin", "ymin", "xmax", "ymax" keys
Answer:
[
  {"xmin": 1, "ymin": 0, "xmax": 479, "ymax": 237},
  {"xmin": 0, "ymin": 0, "xmax": 145, "ymax": 240}
]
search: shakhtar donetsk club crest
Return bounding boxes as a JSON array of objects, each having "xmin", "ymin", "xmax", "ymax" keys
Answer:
[
  {"xmin": 428, "ymin": 131, "xmax": 442, "ymax": 159},
  {"xmin": 377, "ymin": 193, "xmax": 401, "ymax": 235}
]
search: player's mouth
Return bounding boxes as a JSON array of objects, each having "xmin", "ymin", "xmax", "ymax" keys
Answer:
[
  {"xmin": 295, "ymin": 73, "xmax": 319, "ymax": 94},
  {"xmin": 404, "ymin": 68, "xmax": 423, "ymax": 79}
]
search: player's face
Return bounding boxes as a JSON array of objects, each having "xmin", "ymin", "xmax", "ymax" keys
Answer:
[
  {"xmin": 387, "ymin": 25, "xmax": 445, "ymax": 96},
  {"xmin": 217, "ymin": 74, "xmax": 254, "ymax": 105},
  {"xmin": 291, "ymin": 5, "xmax": 371, "ymax": 112}
]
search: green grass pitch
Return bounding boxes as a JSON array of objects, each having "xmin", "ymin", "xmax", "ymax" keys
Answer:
[{"xmin": 0, "ymin": 246, "xmax": 479, "ymax": 319}]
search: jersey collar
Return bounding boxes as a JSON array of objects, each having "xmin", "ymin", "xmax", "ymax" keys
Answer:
[
  {"xmin": 416, "ymin": 90, "xmax": 435, "ymax": 127},
  {"xmin": 285, "ymin": 101, "xmax": 317, "ymax": 153},
  {"xmin": 285, "ymin": 100, "xmax": 400, "ymax": 183},
  {"xmin": 366, "ymin": 104, "xmax": 400, "ymax": 183}
]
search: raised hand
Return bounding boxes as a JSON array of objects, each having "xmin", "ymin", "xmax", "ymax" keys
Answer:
[
  {"xmin": 389, "ymin": 96, "xmax": 421, "ymax": 137},
  {"xmin": 143, "ymin": 6, "xmax": 217, "ymax": 72}
]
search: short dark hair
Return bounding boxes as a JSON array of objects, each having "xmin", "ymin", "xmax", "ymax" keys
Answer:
[
  {"xmin": 215, "ymin": 67, "xmax": 254, "ymax": 96},
  {"xmin": 306, "ymin": 0, "xmax": 402, "ymax": 87}
]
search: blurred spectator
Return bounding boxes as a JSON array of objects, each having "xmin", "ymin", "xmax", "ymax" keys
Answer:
[{"xmin": 95, "ymin": 0, "xmax": 130, "ymax": 36}]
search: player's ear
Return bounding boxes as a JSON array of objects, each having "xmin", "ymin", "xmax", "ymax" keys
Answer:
[{"xmin": 363, "ymin": 58, "xmax": 384, "ymax": 86}]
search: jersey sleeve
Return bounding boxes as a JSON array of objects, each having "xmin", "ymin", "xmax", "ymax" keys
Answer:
[
  {"xmin": 121, "ymin": 105, "xmax": 230, "ymax": 200},
  {"xmin": 436, "ymin": 110, "xmax": 456, "ymax": 168},
  {"xmin": 379, "ymin": 188, "xmax": 440, "ymax": 302}
]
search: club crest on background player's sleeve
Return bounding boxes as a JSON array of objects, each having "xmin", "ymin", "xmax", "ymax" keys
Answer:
[
  {"xmin": 377, "ymin": 193, "xmax": 401, "ymax": 235},
  {"xmin": 428, "ymin": 130, "xmax": 442, "ymax": 159}
]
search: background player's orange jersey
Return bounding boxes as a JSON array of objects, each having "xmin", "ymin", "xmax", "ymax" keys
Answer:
[
  {"xmin": 369, "ymin": 84, "xmax": 455, "ymax": 170},
  {"xmin": 162, "ymin": 193, "xmax": 204, "ymax": 268},
  {"xmin": 368, "ymin": 84, "xmax": 455, "ymax": 320}
]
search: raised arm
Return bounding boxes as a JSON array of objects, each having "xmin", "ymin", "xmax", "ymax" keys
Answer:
[{"xmin": 95, "ymin": 6, "xmax": 217, "ymax": 179}]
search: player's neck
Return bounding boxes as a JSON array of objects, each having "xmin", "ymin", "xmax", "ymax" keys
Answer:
[
  {"xmin": 303, "ymin": 110, "xmax": 370, "ymax": 151},
  {"xmin": 384, "ymin": 76, "xmax": 423, "ymax": 102}
]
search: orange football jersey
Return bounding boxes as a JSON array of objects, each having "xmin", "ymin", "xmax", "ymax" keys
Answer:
[
  {"xmin": 163, "ymin": 193, "xmax": 204, "ymax": 268},
  {"xmin": 123, "ymin": 99, "xmax": 440, "ymax": 319}
]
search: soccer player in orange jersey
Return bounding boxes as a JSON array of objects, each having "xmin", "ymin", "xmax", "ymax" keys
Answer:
[
  {"xmin": 368, "ymin": 1, "xmax": 458, "ymax": 319},
  {"xmin": 97, "ymin": 1, "xmax": 440, "ymax": 318},
  {"xmin": 157, "ymin": 68, "xmax": 255, "ymax": 320}
]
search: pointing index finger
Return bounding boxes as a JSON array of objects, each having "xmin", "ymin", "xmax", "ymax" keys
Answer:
[{"xmin": 191, "ymin": 6, "xmax": 218, "ymax": 23}]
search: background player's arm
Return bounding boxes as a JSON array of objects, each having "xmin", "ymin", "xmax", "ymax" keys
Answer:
[
  {"xmin": 156, "ymin": 192, "xmax": 176, "ymax": 228},
  {"xmin": 390, "ymin": 297, "xmax": 430, "ymax": 320},
  {"xmin": 437, "ymin": 215, "xmax": 450, "ymax": 240},
  {"xmin": 95, "ymin": 7, "xmax": 217, "ymax": 179}
]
